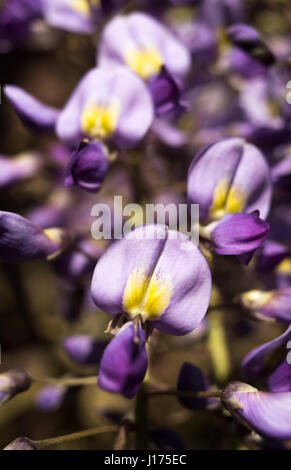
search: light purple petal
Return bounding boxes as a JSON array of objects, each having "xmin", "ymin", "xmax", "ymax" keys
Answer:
[
  {"xmin": 242, "ymin": 325, "xmax": 291, "ymax": 378},
  {"xmin": 4, "ymin": 85, "xmax": 59, "ymax": 134},
  {"xmin": 187, "ymin": 138, "xmax": 272, "ymax": 222},
  {"xmin": 92, "ymin": 224, "xmax": 212, "ymax": 336},
  {"xmin": 222, "ymin": 381, "xmax": 291, "ymax": 440},
  {"xmin": 98, "ymin": 13, "xmax": 191, "ymax": 80}
]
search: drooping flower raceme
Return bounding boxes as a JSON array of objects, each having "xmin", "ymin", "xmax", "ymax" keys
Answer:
[
  {"xmin": 187, "ymin": 138, "xmax": 272, "ymax": 259},
  {"xmin": 91, "ymin": 224, "xmax": 212, "ymax": 397},
  {"xmin": 5, "ymin": 66, "xmax": 154, "ymax": 149},
  {"xmin": 98, "ymin": 12, "xmax": 191, "ymax": 81}
]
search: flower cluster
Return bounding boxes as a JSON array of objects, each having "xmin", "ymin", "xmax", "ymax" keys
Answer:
[{"xmin": 1, "ymin": 0, "xmax": 291, "ymax": 451}]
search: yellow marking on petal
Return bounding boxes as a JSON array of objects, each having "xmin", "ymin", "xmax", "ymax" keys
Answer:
[
  {"xmin": 81, "ymin": 101, "xmax": 120, "ymax": 140},
  {"xmin": 123, "ymin": 268, "xmax": 172, "ymax": 321},
  {"xmin": 209, "ymin": 178, "xmax": 246, "ymax": 220},
  {"xmin": 72, "ymin": 0, "xmax": 100, "ymax": 16},
  {"xmin": 276, "ymin": 258, "xmax": 291, "ymax": 274},
  {"xmin": 125, "ymin": 47, "xmax": 163, "ymax": 80}
]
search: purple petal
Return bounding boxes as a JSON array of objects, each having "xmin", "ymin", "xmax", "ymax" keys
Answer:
[
  {"xmin": 177, "ymin": 362, "xmax": 213, "ymax": 409},
  {"xmin": 0, "ymin": 369, "xmax": 31, "ymax": 405},
  {"xmin": 242, "ymin": 325, "xmax": 291, "ymax": 378},
  {"xmin": 0, "ymin": 152, "xmax": 40, "ymax": 187},
  {"xmin": 0, "ymin": 211, "xmax": 66, "ymax": 262},
  {"xmin": 4, "ymin": 437, "xmax": 37, "ymax": 450},
  {"xmin": 91, "ymin": 224, "xmax": 212, "ymax": 336},
  {"xmin": 98, "ymin": 323, "xmax": 148, "ymax": 399},
  {"xmin": 43, "ymin": 0, "xmax": 99, "ymax": 34},
  {"xmin": 98, "ymin": 13, "xmax": 191, "ymax": 81},
  {"xmin": 222, "ymin": 381, "xmax": 291, "ymax": 440},
  {"xmin": 4, "ymin": 85, "xmax": 59, "ymax": 134},
  {"xmin": 211, "ymin": 212, "xmax": 269, "ymax": 256},
  {"xmin": 63, "ymin": 335, "xmax": 106, "ymax": 365},
  {"xmin": 187, "ymin": 138, "xmax": 272, "ymax": 222},
  {"xmin": 56, "ymin": 67, "xmax": 154, "ymax": 148},
  {"xmin": 65, "ymin": 140, "xmax": 109, "ymax": 192},
  {"xmin": 268, "ymin": 360, "xmax": 291, "ymax": 393},
  {"xmin": 35, "ymin": 384, "xmax": 67, "ymax": 412}
]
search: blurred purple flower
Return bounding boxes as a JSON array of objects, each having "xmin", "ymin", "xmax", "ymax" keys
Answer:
[
  {"xmin": 0, "ymin": 211, "xmax": 68, "ymax": 263},
  {"xmin": 240, "ymin": 287, "xmax": 291, "ymax": 323},
  {"xmin": 35, "ymin": 384, "xmax": 67, "ymax": 412},
  {"xmin": 98, "ymin": 12, "xmax": 191, "ymax": 81},
  {"xmin": 43, "ymin": 0, "xmax": 100, "ymax": 34},
  {"xmin": 0, "ymin": 369, "xmax": 31, "ymax": 405},
  {"xmin": 0, "ymin": 152, "xmax": 41, "ymax": 187},
  {"xmin": 63, "ymin": 334, "xmax": 107, "ymax": 365},
  {"xmin": 5, "ymin": 66, "xmax": 154, "ymax": 148},
  {"xmin": 187, "ymin": 138, "xmax": 272, "ymax": 223}
]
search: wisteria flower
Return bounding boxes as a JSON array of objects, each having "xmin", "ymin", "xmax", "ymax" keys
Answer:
[
  {"xmin": 98, "ymin": 12, "xmax": 191, "ymax": 81},
  {"xmin": 91, "ymin": 224, "xmax": 211, "ymax": 397},
  {"xmin": 5, "ymin": 66, "xmax": 154, "ymax": 148}
]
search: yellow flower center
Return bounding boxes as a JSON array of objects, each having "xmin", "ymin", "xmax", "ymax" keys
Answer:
[
  {"xmin": 123, "ymin": 268, "xmax": 172, "ymax": 322},
  {"xmin": 72, "ymin": 0, "xmax": 100, "ymax": 16},
  {"xmin": 209, "ymin": 178, "xmax": 246, "ymax": 220},
  {"xmin": 81, "ymin": 101, "xmax": 120, "ymax": 140},
  {"xmin": 125, "ymin": 47, "xmax": 163, "ymax": 80}
]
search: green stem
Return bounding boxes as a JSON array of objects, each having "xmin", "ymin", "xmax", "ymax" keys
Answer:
[
  {"xmin": 148, "ymin": 390, "xmax": 221, "ymax": 399},
  {"xmin": 135, "ymin": 383, "xmax": 149, "ymax": 450},
  {"xmin": 32, "ymin": 376, "xmax": 98, "ymax": 387},
  {"xmin": 35, "ymin": 425, "xmax": 118, "ymax": 449},
  {"xmin": 207, "ymin": 309, "xmax": 231, "ymax": 385}
]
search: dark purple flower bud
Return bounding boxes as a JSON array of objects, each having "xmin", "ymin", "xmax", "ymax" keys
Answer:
[
  {"xmin": 4, "ymin": 85, "xmax": 59, "ymax": 135},
  {"xmin": 211, "ymin": 212, "xmax": 269, "ymax": 261},
  {"xmin": 227, "ymin": 23, "xmax": 261, "ymax": 48},
  {"xmin": 227, "ymin": 48, "xmax": 267, "ymax": 79},
  {"xmin": 3, "ymin": 437, "xmax": 37, "ymax": 450},
  {"xmin": 63, "ymin": 335, "xmax": 107, "ymax": 365},
  {"xmin": 0, "ymin": 369, "xmax": 31, "ymax": 405},
  {"xmin": 98, "ymin": 323, "xmax": 148, "ymax": 399},
  {"xmin": 268, "ymin": 360, "xmax": 291, "ymax": 393},
  {"xmin": 242, "ymin": 325, "xmax": 291, "ymax": 378},
  {"xmin": 222, "ymin": 381, "xmax": 291, "ymax": 440},
  {"xmin": 35, "ymin": 384, "xmax": 67, "ymax": 412},
  {"xmin": 177, "ymin": 362, "xmax": 215, "ymax": 410},
  {"xmin": 0, "ymin": 211, "xmax": 67, "ymax": 262},
  {"xmin": 148, "ymin": 67, "xmax": 188, "ymax": 117},
  {"xmin": 150, "ymin": 426, "xmax": 186, "ymax": 451},
  {"xmin": 227, "ymin": 23, "xmax": 275, "ymax": 66},
  {"xmin": 240, "ymin": 287, "xmax": 291, "ymax": 323},
  {"xmin": 65, "ymin": 140, "xmax": 109, "ymax": 193}
]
